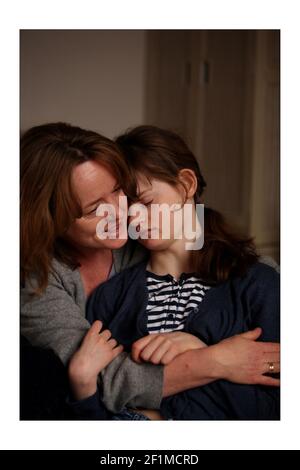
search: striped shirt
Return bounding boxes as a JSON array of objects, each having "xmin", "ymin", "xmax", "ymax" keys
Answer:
[{"xmin": 146, "ymin": 270, "xmax": 211, "ymax": 334}]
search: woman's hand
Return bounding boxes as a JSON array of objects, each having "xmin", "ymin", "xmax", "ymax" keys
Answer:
[
  {"xmin": 210, "ymin": 327, "xmax": 280, "ymax": 386},
  {"xmin": 162, "ymin": 328, "xmax": 280, "ymax": 397},
  {"xmin": 68, "ymin": 320, "xmax": 123, "ymax": 400},
  {"xmin": 131, "ymin": 331, "xmax": 207, "ymax": 365}
]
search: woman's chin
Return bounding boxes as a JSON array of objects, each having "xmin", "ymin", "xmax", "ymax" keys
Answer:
[
  {"xmin": 104, "ymin": 237, "xmax": 128, "ymax": 249},
  {"xmin": 94, "ymin": 235, "xmax": 128, "ymax": 250}
]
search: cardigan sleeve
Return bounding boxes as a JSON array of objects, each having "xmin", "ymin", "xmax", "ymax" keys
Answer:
[
  {"xmin": 246, "ymin": 263, "xmax": 280, "ymax": 342},
  {"xmin": 21, "ymin": 271, "xmax": 90, "ymax": 365},
  {"xmin": 66, "ymin": 389, "xmax": 111, "ymax": 420}
]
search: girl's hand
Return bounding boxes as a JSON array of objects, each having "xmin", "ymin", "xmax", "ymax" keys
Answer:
[
  {"xmin": 210, "ymin": 327, "xmax": 280, "ymax": 386},
  {"xmin": 131, "ymin": 331, "xmax": 207, "ymax": 365},
  {"xmin": 68, "ymin": 320, "xmax": 123, "ymax": 400}
]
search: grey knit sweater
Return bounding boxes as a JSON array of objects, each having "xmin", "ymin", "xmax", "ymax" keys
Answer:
[{"xmin": 21, "ymin": 241, "xmax": 163, "ymax": 413}]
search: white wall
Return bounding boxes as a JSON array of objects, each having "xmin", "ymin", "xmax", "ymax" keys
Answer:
[{"xmin": 20, "ymin": 30, "xmax": 146, "ymax": 138}]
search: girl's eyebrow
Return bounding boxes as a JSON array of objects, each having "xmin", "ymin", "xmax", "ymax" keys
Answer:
[{"xmin": 137, "ymin": 186, "xmax": 153, "ymax": 198}]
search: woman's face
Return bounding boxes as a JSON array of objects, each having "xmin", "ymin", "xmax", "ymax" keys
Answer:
[
  {"xmin": 65, "ymin": 160, "xmax": 128, "ymax": 251},
  {"xmin": 129, "ymin": 172, "xmax": 187, "ymax": 251}
]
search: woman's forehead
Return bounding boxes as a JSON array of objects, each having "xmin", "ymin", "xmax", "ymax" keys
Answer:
[{"xmin": 72, "ymin": 161, "xmax": 116, "ymax": 204}]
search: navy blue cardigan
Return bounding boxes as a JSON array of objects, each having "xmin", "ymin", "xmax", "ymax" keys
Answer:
[{"xmin": 80, "ymin": 260, "xmax": 279, "ymax": 420}]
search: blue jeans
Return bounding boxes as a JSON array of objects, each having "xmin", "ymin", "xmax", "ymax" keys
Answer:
[{"xmin": 112, "ymin": 409, "xmax": 150, "ymax": 420}]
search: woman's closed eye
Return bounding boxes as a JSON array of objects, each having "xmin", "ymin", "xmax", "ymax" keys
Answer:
[
  {"xmin": 83, "ymin": 206, "xmax": 100, "ymax": 218},
  {"xmin": 83, "ymin": 187, "xmax": 122, "ymax": 218}
]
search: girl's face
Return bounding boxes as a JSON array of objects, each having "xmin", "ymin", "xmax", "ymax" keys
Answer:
[
  {"xmin": 65, "ymin": 160, "xmax": 128, "ymax": 251},
  {"xmin": 129, "ymin": 172, "xmax": 192, "ymax": 251}
]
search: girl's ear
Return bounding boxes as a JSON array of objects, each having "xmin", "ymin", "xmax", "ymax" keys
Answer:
[{"xmin": 178, "ymin": 169, "xmax": 198, "ymax": 200}]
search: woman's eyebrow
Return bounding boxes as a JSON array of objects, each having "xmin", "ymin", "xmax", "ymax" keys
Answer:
[{"xmin": 84, "ymin": 197, "xmax": 103, "ymax": 210}]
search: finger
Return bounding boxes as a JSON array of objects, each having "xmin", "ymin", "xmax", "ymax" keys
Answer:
[
  {"xmin": 89, "ymin": 320, "xmax": 103, "ymax": 335},
  {"xmin": 262, "ymin": 342, "xmax": 280, "ymax": 353},
  {"xmin": 99, "ymin": 329, "xmax": 112, "ymax": 341},
  {"xmin": 263, "ymin": 362, "xmax": 280, "ymax": 374},
  {"xmin": 149, "ymin": 340, "xmax": 173, "ymax": 364},
  {"xmin": 239, "ymin": 327, "xmax": 262, "ymax": 341},
  {"xmin": 160, "ymin": 347, "xmax": 179, "ymax": 365},
  {"xmin": 108, "ymin": 338, "xmax": 118, "ymax": 349},
  {"xmin": 81, "ymin": 321, "xmax": 103, "ymax": 345},
  {"xmin": 131, "ymin": 334, "xmax": 159, "ymax": 362},
  {"xmin": 112, "ymin": 344, "xmax": 124, "ymax": 358},
  {"xmin": 257, "ymin": 375, "xmax": 280, "ymax": 387},
  {"xmin": 263, "ymin": 352, "xmax": 280, "ymax": 363},
  {"xmin": 140, "ymin": 336, "xmax": 167, "ymax": 362}
]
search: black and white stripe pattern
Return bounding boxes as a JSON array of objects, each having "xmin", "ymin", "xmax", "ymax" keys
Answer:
[{"xmin": 146, "ymin": 271, "xmax": 211, "ymax": 334}]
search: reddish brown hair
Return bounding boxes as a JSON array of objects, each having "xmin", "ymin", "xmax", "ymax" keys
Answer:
[
  {"xmin": 21, "ymin": 122, "xmax": 131, "ymax": 293},
  {"xmin": 116, "ymin": 125, "xmax": 258, "ymax": 284}
]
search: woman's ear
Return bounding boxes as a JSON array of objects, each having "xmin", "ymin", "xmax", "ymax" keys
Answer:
[{"xmin": 178, "ymin": 169, "xmax": 198, "ymax": 200}]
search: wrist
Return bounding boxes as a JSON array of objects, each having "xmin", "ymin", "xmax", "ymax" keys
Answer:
[
  {"xmin": 68, "ymin": 364, "xmax": 98, "ymax": 401},
  {"xmin": 182, "ymin": 347, "xmax": 221, "ymax": 381},
  {"xmin": 69, "ymin": 375, "xmax": 98, "ymax": 401},
  {"xmin": 208, "ymin": 343, "xmax": 227, "ymax": 380}
]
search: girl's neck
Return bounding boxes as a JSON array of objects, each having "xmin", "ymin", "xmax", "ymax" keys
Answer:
[{"xmin": 148, "ymin": 239, "xmax": 194, "ymax": 280}]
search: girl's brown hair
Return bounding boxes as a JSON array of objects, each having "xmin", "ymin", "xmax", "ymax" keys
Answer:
[
  {"xmin": 21, "ymin": 122, "xmax": 131, "ymax": 293},
  {"xmin": 116, "ymin": 125, "xmax": 258, "ymax": 284}
]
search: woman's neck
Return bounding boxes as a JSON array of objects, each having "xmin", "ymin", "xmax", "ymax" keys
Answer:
[
  {"xmin": 148, "ymin": 239, "xmax": 194, "ymax": 280},
  {"xmin": 76, "ymin": 246, "xmax": 112, "ymax": 266},
  {"xmin": 77, "ymin": 248, "xmax": 113, "ymax": 297}
]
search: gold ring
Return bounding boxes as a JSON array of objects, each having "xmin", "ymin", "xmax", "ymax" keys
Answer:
[{"xmin": 268, "ymin": 362, "xmax": 275, "ymax": 373}]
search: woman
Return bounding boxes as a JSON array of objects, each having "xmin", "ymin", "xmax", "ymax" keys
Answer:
[{"xmin": 21, "ymin": 122, "xmax": 280, "ymax": 419}]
